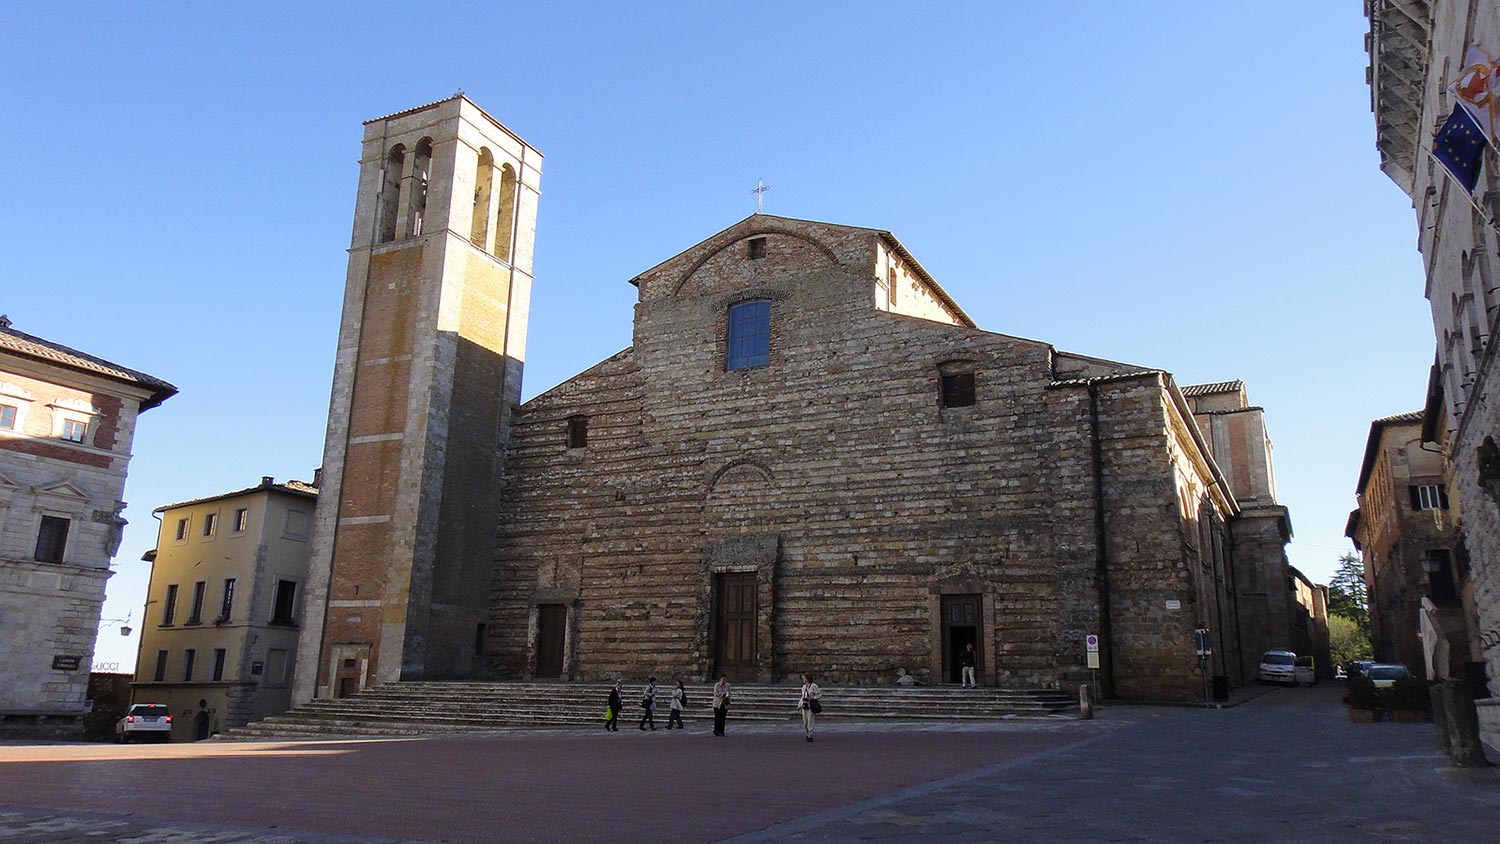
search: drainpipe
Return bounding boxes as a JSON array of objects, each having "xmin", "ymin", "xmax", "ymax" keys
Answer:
[{"xmin": 1087, "ymin": 382, "xmax": 1116, "ymax": 697}]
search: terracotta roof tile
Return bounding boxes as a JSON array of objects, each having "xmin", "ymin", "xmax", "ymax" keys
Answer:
[{"xmin": 0, "ymin": 316, "xmax": 177, "ymax": 409}]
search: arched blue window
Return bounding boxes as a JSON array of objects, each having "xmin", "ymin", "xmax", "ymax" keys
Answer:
[{"xmin": 726, "ymin": 300, "xmax": 771, "ymax": 370}]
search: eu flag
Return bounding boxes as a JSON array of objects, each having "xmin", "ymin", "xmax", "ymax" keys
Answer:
[{"xmin": 1434, "ymin": 104, "xmax": 1486, "ymax": 193}]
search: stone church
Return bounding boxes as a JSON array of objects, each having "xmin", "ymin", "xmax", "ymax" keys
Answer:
[{"xmin": 295, "ymin": 95, "xmax": 1299, "ymax": 704}]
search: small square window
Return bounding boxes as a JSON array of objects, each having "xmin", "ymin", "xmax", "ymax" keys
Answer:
[
  {"xmin": 232, "ymin": 507, "xmax": 249, "ymax": 533},
  {"xmin": 941, "ymin": 373, "xmax": 976, "ymax": 408},
  {"xmin": 748, "ymin": 237, "xmax": 767, "ymax": 259},
  {"xmin": 175, "ymin": 518, "xmax": 188, "ymax": 542},
  {"xmin": 567, "ymin": 415, "xmax": 589, "ymax": 449},
  {"xmin": 61, "ymin": 418, "xmax": 86, "ymax": 442},
  {"xmin": 0, "ymin": 404, "xmax": 16, "ymax": 429},
  {"xmin": 202, "ymin": 512, "xmax": 217, "ymax": 537}
]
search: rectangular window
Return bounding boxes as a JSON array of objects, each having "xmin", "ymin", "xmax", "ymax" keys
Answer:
[
  {"xmin": 182, "ymin": 648, "xmax": 196, "ymax": 682},
  {"xmin": 175, "ymin": 517, "xmax": 188, "ymax": 542},
  {"xmin": 202, "ymin": 512, "xmax": 217, "ymax": 537},
  {"xmin": 34, "ymin": 515, "xmax": 69, "ymax": 563},
  {"xmin": 232, "ymin": 507, "xmax": 249, "ymax": 532},
  {"xmin": 271, "ymin": 579, "xmax": 298, "ymax": 626},
  {"xmin": 567, "ymin": 415, "xmax": 588, "ymax": 449},
  {"xmin": 61, "ymin": 418, "xmax": 86, "ymax": 442},
  {"xmin": 1427, "ymin": 549, "xmax": 1459, "ymax": 603},
  {"xmin": 726, "ymin": 300, "xmax": 771, "ymax": 370},
  {"xmin": 212, "ymin": 648, "xmax": 227, "ymax": 682},
  {"xmin": 162, "ymin": 584, "xmax": 179, "ymax": 626},
  {"xmin": 152, "ymin": 650, "xmax": 168, "ymax": 682},
  {"xmin": 187, "ymin": 581, "xmax": 206, "ymax": 624},
  {"xmin": 1409, "ymin": 484, "xmax": 1450, "ymax": 511},
  {"xmin": 219, "ymin": 578, "xmax": 236, "ymax": 622},
  {"xmin": 0, "ymin": 404, "xmax": 16, "ymax": 429},
  {"xmin": 941, "ymin": 373, "xmax": 976, "ymax": 408},
  {"xmin": 747, "ymin": 237, "xmax": 767, "ymax": 259}
]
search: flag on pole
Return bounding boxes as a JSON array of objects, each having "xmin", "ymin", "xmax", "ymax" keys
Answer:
[
  {"xmin": 1450, "ymin": 44, "xmax": 1500, "ymax": 148},
  {"xmin": 1433, "ymin": 105, "xmax": 1486, "ymax": 194}
]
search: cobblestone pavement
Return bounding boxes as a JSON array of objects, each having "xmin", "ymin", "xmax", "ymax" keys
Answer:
[{"xmin": 0, "ymin": 687, "xmax": 1494, "ymax": 843}]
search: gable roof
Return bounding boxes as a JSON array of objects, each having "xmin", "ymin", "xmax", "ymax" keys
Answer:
[
  {"xmin": 0, "ymin": 316, "xmax": 177, "ymax": 410},
  {"xmin": 627, "ymin": 214, "xmax": 975, "ymax": 328},
  {"xmin": 154, "ymin": 477, "xmax": 318, "ymax": 514},
  {"xmin": 1354, "ymin": 410, "xmax": 1426, "ymax": 494}
]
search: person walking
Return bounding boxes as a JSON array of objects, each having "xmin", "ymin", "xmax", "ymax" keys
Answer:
[
  {"xmin": 638, "ymin": 677, "xmax": 658, "ymax": 731},
  {"xmin": 666, "ymin": 679, "xmax": 686, "ymax": 730},
  {"xmin": 961, "ymin": 643, "xmax": 978, "ymax": 688},
  {"xmin": 711, "ymin": 674, "xmax": 731, "ymax": 736},
  {"xmin": 605, "ymin": 681, "xmax": 622, "ymax": 731},
  {"xmin": 799, "ymin": 674, "xmax": 822, "ymax": 742}
]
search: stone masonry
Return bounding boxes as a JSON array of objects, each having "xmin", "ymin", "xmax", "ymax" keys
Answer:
[
  {"xmin": 0, "ymin": 316, "xmax": 174, "ymax": 738},
  {"xmin": 485, "ymin": 215, "xmax": 1284, "ymax": 701},
  {"xmin": 294, "ymin": 95, "xmax": 542, "ymax": 701}
]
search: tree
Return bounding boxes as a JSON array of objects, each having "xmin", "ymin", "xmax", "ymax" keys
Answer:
[
  {"xmin": 1328, "ymin": 614, "xmax": 1372, "ymax": 667},
  {"xmin": 1327, "ymin": 552, "xmax": 1369, "ymax": 630}
]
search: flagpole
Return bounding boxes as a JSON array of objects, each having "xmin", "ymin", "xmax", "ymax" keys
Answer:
[{"xmin": 1423, "ymin": 147, "xmax": 1500, "ymax": 229}]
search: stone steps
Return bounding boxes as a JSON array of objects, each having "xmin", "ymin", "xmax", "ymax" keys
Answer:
[{"xmin": 220, "ymin": 681, "xmax": 1077, "ymax": 740}]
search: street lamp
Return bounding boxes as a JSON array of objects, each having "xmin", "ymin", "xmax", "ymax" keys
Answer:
[{"xmin": 100, "ymin": 612, "xmax": 133, "ymax": 637}]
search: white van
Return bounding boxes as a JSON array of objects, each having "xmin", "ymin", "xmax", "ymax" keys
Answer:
[{"xmin": 1257, "ymin": 650, "xmax": 1298, "ymax": 685}]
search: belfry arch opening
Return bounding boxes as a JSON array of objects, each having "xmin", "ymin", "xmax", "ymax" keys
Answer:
[
  {"xmin": 471, "ymin": 148, "xmax": 495, "ymax": 250},
  {"xmin": 377, "ymin": 144, "xmax": 405, "ymax": 244},
  {"xmin": 495, "ymin": 163, "xmax": 517, "ymax": 263},
  {"xmin": 407, "ymin": 138, "xmax": 433, "ymax": 238}
]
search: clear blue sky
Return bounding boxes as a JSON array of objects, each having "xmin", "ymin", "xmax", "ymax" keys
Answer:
[{"xmin": 2, "ymin": 3, "xmax": 1431, "ymax": 671}]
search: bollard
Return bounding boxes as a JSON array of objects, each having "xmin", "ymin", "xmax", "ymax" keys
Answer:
[{"xmin": 1079, "ymin": 684, "xmax": 1094, "ymax": 719}]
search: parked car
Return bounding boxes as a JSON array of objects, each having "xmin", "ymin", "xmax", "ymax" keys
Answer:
[
  {"xmin": 1294, "ymin": 655, "xmax": 1317, "ymax": 686},
  {"xmin": 1367, "ymin": 663, "xmax": 1412, "ymax": 689},
  {"xmin": 115, "ymin": 703, "xmax": 172, "ymax": 743},
  {"xmin": 1348, "ymin": 660, "xmax": 1375, "ymax": 678},
  {"xmin": 1257, "ymin": 650, "xmax": 1298, "ymax": 685}
]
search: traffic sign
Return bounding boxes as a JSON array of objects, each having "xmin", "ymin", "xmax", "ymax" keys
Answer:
[{"xmin": 1085, "ymin": 634, "xmax": 1099, "ymax": 653}]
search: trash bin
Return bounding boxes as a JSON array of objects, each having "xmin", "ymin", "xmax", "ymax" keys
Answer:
[{"xmin": 1212, "ymin": 675, "xmax": 1230, "ymax": 702}]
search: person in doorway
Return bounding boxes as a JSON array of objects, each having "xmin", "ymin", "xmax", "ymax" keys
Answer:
[
  {"xmin": 639, "ymin": 677, "xmax": 657, "ymax": 731},
  {"xmin": 666, "ymin": 679, "xmax": 686, "ymax": 730},
  {"xmin": 798, "ymin": 674, "xmax": 822, "ymax": 742},
  {"xmin": 961, "ymin": 643, "xmax": 978, "ymax": 688},
  {"xmin": 712, "ymin": 674, "xmax": 731, "ymax": 736},
  {"xmin": 605, "ymin": 681, "xmax": 622, "ymax": 732}
]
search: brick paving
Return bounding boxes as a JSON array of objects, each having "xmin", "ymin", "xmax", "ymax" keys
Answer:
[
  {"xmin": 2, "ymin": 687, "xmax": 1495, "ymax": 843},
  {"xmin": 0, "ymin": 717, "xmax": 1093, "ymax": 843}
]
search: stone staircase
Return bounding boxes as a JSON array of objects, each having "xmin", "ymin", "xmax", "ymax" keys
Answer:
[{"xmin": 222, "ymin": 682, "xmax": 1078, "ymax": 740}]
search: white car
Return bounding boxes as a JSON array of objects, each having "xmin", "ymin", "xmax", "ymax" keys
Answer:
[
  {"xmin": 115, "ymin": 703, "xmax": 173, "ymax": 743},
  {"xmin": 1257, "ymin": 650, "xmax": 1298, "ymax": 685}
]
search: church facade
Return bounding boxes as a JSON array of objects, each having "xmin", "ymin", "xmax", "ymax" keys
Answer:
[
  {"xmin": 300, "ymin": 97, "xmax": 1301, "ymax": 703},
  {"xmin": 486, "ymin": 214, "xmax": 1290, "ymax": 701}
]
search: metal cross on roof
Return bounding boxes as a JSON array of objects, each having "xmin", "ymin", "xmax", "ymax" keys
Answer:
[{"xmin": 751, "ymin": 178, "xmax": 770, "ymax": 212}]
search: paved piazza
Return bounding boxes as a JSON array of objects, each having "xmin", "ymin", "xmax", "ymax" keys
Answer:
[{"xmin": 1, "ymin": 687, "xmax": 1496, "ymax": 843}]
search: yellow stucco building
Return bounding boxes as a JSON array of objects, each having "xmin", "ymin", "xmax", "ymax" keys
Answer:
[{"xmin": 132, "ymin": 475, "xmax": 316, "ymax": 740}]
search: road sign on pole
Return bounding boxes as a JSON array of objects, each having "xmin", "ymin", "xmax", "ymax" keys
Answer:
[{"xmin": 1085, "ymin": 634, "xmax": 1099, "ymax": 653}]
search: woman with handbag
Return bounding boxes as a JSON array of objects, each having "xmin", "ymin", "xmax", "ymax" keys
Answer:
[
  {"xmin": 605, "ymin": 681, "xmax": 622, "ymax": 732},
  {"xmin": 711, "ymin": 674, "xmax": 731, "ymax": 736},
  {"xmin": 798, "ymin": 674, "xmax": 822, "ymax": 742}
]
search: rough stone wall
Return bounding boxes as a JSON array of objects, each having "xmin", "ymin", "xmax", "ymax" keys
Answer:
[{"xmin": 488, "ymin": 216, "xmax": 1235, "ymax": 700}]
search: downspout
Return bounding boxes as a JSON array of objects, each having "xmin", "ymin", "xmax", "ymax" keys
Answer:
[{"xmin": 1087, "ymin": 382, "xmax": 1117, "ymax": 697}]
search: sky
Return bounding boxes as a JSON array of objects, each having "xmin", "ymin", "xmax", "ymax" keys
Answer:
[{"xmin": 2, "ymin": 3, "xmax": 1433, "ymax": 672}]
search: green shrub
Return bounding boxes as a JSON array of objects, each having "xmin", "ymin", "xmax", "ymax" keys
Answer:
[
  {"xmin": 1345, "ymin": 674, "xmax": 1381, "ymax": 710},
  {"xmin": 1383, "ymin": 673, "xmax": 1430, "ymax": 712}
]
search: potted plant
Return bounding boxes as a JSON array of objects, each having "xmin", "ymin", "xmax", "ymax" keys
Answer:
[
  {"xmin": 1344, "ymin": 674, "xmax": 1383, "ymax": 722},
  {"xmin": 1384, "ymin": 673, "xmax": 1431, "ymax": 723}
]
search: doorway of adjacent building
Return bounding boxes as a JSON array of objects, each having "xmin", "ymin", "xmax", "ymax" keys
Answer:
[
  {"xmin": 535, "ymin": 604, "xmax": 567, "ymax": 678},
  {"xmin": 713, "ymin": 572, "xmax": 758, "ymax": 681},
  {"xmin": 941, "ymin": 594, "xmax": 982, "ymax": 684}
]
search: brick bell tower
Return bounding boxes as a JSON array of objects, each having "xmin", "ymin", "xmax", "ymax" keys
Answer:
[{"xmin": 294, "ymin": 95, "xmax": 542, "ymax": 701}]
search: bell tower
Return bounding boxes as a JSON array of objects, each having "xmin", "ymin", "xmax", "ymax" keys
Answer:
[{"xmin": 294, "ymin": 95, "xmax": 542, "ymax": 700}]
